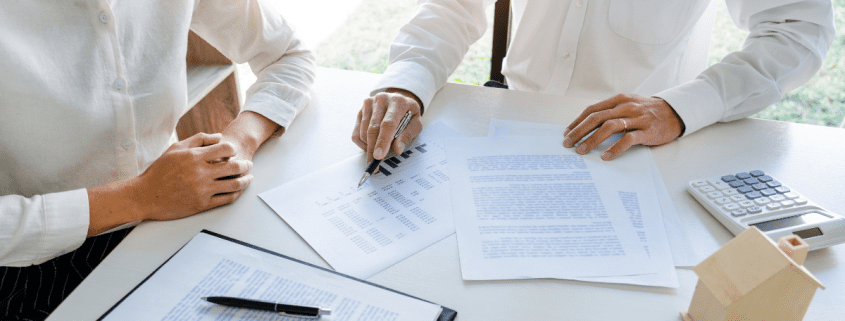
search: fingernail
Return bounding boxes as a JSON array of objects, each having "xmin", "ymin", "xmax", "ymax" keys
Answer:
[
  {"xmin": 576, "ymin": 144, "xmax": 587, "ymax": 154},
  {"xmin": 397, "ymin": 142, "xmax": 405, "ymax": 152},
  {"xmin": 563, "ymin": 138, "xmax": 572, "ymax": 147},
  {"xmin": 563, "ymin": 128, "xmax": 570, "ymax": 136},
  {"xmin": 374, "ymin": 147, "xmax": 383, "ymax": 159},
  {"xmin": 602, "ymin": 152, "xmax": 613, "ymax": 161}
]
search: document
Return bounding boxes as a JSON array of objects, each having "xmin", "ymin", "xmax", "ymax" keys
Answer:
[
  {"xmin": 488, "ymin": 119, "xmax": 699, "ymax": 267},
  {"xmin": 259, "ymin": 122, "xmax": 461, "ymax": 279},
  {"xmin": 101, "ymin": 232, "xmax": 444, "ymax": 321},
  {"xmin": 445, "ymin": 136, "xmax": 656, "ymax": 280}
]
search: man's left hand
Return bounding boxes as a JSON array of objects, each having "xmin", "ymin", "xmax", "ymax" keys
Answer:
[{"xmin": 563, "ymin": 94, "xmax": 685, "ymax": 161}]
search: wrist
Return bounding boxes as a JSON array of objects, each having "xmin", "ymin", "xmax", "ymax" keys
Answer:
[
  {"xmin": 386, "ymin": 88, "xmax": 425, "ymax": 115},
  {"xmin": 222, "ymin": 111, "xmax": 278, "ymax": 158}
]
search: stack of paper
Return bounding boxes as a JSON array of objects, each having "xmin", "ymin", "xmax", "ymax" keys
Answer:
[{"xmin": 258, "ymin": 120, "xmax": 696, "ymax": 288}]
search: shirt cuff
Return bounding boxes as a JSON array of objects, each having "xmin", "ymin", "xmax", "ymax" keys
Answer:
[
  {"xmin": 654, "ymin": 79, "xmax": 726, "ymax": 137},
  {"xmin": 371, "ymin": 60, "xmax": 439, "ymax": 110},
  {"xmin": 241, "ymin": 92, "xmax": 304, "ymax": 137},
  {"xmin": 41, "ymin": 188, "xmax": 89, "ymax": 262}
]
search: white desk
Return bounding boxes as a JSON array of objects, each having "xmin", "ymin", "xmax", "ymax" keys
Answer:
[{"xmin": 49, "ymin": 68, "xmax": 845, "ymax": 320}]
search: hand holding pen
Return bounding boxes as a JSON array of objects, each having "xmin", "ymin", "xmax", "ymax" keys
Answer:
[
  {"xmin": 359, "ymin": 110, "xmax": 412, "ymax": 187},
  {"xmin": 351, "ymin": 89, "xmax": 424, "ymax": 164}
]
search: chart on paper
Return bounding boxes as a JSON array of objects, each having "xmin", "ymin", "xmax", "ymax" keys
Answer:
[{"xmin": 259, "ymin": 122, "xmax": 461, "ymax": 279}]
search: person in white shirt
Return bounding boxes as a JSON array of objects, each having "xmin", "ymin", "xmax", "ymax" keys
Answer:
[
  {"xmin": 0, "ymin": 0, "xmax": 314, "ymax": 318},
  {"xmin": 352, "ymin": 0, "xmax": 834, "ymax": 163}
]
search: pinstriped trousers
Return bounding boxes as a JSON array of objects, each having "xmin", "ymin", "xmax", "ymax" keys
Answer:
[{"xmin": 0, "ymin": 228, "xmax": 131, "ymax": 320}]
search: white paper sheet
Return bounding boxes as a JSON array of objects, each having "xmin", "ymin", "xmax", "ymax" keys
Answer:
[
  {"xmin": 488, "ymin": 119, "xmax": 699, "ymax": 267},
  {"xmin": 445, "ymin": 136, "xmax": 657, "ymax": 280},
  {"xmin": 102, "ymin": 232, "xmax": 442, "ymax": 321},
  {"xmin": 259, "ymin": 122, "xmax": 461, "ymax": 279}
]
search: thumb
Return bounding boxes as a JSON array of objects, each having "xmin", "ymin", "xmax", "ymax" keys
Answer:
[{"xmin": 185, "ymin": 132, "xmax": 223, "ymax": 148}]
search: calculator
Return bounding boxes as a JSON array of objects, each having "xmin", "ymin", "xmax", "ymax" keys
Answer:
[{"xmin": 687, "ymin": 170, "xmax": 845, "ymax": 250}]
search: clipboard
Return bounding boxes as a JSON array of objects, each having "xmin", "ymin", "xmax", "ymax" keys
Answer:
[{"xmin": 99, "ymin": 230, "xmax": 457, "ymax": 321}]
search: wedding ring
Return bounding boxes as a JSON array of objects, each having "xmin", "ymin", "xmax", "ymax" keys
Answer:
[{"xmin": 621, "ymin": 118, "xmax": 628, "ymax": 131}]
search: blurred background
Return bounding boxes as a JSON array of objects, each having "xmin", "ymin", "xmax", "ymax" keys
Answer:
[{"xmin": 245, "ymin": 0, "xmax": 845, "ymax": 128}]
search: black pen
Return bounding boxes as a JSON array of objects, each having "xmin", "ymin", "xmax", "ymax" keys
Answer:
[
  {"xmin": 358, "ymin": 110, "xmax": 413, "ymax": 188},
  {"xmin": 201, "ymin": 296, "xmax": 331, "ymax": 318}
]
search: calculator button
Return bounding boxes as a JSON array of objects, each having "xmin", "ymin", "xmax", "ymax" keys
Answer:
[
  {"xmin": 716, "ymin": 197, "xmax": 732, "ymax": 205},
  {"xmin": 775, "ymin": 186, "xmax": 790, "ymax": 193},
  {"xmin": 794, "ymin": 198, "xmax": 808, "ymax": 205},
  {"xmin": 784, "ymin": 192, "xmax": 799, "ymax": 199},
  {"xmin": 699, "ymin": 186, "xmax": 716, "ymax": 193},
  {"xmin": 780, "ymin": 200, "xmax": 795, "ymax": 208},
  {"xmin": 749, "ymin": 170, "xmax": 765, "ymax": 177},
  {"xmin": 766, "ymin": 203, "xmax": 781, "ymax": 210},
  {"xmin": 729, "ymin": 181, "xmax": 745, "ymax": 188},
  {"xmin": 731, "ymin": 209, "xmax": 748, "ymax": 217},
  {"xmin": 752, "ymin": 183, "xmax": 768, "ymax": 191},
  {"xmin": 769, "ymin": 194, "xmax": 785, "ymax": 202},
  {"xmin": 737, "ymin": 186, "xmax": 754, "ymax": 194},
  {"xmin": 730, "ymin": 194, "xmax": 746, "ymax": 202},
  {"xmin": 754, "ymin": 197, "xmax": 771, "ymax": 205},
  {"xmin": 723, "ymin": 203, "xmax": 740, "ymax": 211},
  {"xmin": 743, "ymin": 178, "xmax": 760, "ymax": 185},
  {"xmin": 707, "ymin": 191, "xmax": 724, "ymax": 199},
  {"xmin": 738, "ymin": 200, "xmax": 755, "ymax": 208},
  {"xmin": 747, "ymin": 206, "xmax": 763, "ymax": 214},
  {"xmin": 712, "ymin": 182, "xmax": 731, "ymax": 190},
  {"xmin": 721, "ymin": 175, "xmax": 737, "ymax": 182},
  {"xmin": 746, "ymin": 191, "xmax": 762, "ymax": 199},
  {"xmin": 766, "ymin": 181, "xmax": 781, "ymax": 188},
  {"xmin": 692, "ymin": 180, "xmax": 709, "ymax": 187},
  {"xmin": 760, "ymin": 188, "xmax": 776, "ymax": 197},
  {"xmin": 735, "ymin": 172, "xmax": 751, "ymax": 179},
  {"xmin": 758, "ymin": 175, "xmax": 773, "ymax": 182},
  {"xmin": 723, "ymin": 189, "xmax": 739, "ymax": 196}
]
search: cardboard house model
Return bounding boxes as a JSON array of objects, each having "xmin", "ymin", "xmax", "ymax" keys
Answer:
[{"xmin": 681, "ymin": 227, "xmax": 824, "ymax": 321}]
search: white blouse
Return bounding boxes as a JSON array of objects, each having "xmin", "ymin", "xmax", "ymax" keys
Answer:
[{"xmin": 0, "ymin": 0, "xmax": 315, "ymax": 266}]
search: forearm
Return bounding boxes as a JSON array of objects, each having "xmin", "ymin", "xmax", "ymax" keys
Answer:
[
  {"xmin": 222, "ymin": 111, "xmax": 280, "ymax": 156},
  {"xmin": 658, "ymin": 0, "xmax": 834, "ymax": 137},
  {"xmin": 86, "ymin": 178, "xmax": 144, "ymax": 237},
  {"xmin": 371, "ymin": 0, "xmax": 491, "ymax": 110}
]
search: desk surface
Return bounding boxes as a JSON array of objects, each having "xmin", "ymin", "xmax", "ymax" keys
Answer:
[{"xmin": 50, "ymin": 68, "xmax": 845, "ymax": 320}]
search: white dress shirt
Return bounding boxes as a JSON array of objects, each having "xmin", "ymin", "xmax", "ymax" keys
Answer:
[
  {"xmin": 0, "ymin": 0, "xmax": 315, "ymax": 266},
  {"xmin": 374, "ymin": 0, "xmax": 834, "ymax": 136}
]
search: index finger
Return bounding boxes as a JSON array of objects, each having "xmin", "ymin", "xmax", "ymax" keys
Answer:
[
  {"xmin": 564, "ymin": 94, "xmax": 632, "ymax": 136},
  {"xmin": 373, "ymin": 97, "xmax": 412, "ymax": 160}
]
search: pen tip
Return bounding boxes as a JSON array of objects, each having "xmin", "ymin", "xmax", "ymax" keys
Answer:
[{"xmin": 200, "ymin": 297, "xmax": 208, "ymax": 301}]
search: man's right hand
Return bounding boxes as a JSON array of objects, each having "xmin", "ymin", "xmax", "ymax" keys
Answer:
[
  {"xmin": 134, "ymin": 132, "xmax": 254, "ymax": 222},
  {"xmin": 352, "ymin": 88, "xmax": 424, "ymax": 163}
]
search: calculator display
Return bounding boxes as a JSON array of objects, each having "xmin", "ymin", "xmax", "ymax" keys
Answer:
[{"xmin": 751, "ymin": 212, "xmax": 830, "ymax": 232}]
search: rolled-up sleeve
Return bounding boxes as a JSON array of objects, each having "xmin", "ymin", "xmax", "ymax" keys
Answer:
[
  {"xmin": 189, "ymin": 0, "xmax": 316, "ymax": 132},
  {"xmin": 0, "ymin": 189, "xmax": 89, "ymax": 267},
  {"xmin": 656, "ymin": 0, "xmax": 834, "ymax": 136},
  {"xmin": 373, "ymin": 0, "xmax": 493, "ymax": 109}
]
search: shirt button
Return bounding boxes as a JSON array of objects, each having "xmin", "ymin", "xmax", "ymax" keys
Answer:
[
  {"xmin": 576, "ymin": 0, "xmax": 584, "ymax": 7},
  {"xmin": 99, "ymin": 12, "xmax": 110, "ymax": 24},
  {"xmin": 563, "ymin": 52, "xmax": 570, "ymax": 59},
  {"xmin": 122, "ymin": 140, "xmax": 133, "ymax": 150},
  {"xmin": 114, "ymin": 78, "xmax": 125, "ymax": 90}
]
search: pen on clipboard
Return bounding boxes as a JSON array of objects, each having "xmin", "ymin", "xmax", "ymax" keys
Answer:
[
  {"xmin": 201, "ymin": 296, "xmax": 331, "ymax": 318},
  {"xmin": 357, "ymin": 110, "xmax": 413, "ymax": 188}
]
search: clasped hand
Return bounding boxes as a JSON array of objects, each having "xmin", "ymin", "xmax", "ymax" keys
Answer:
[
  {"xmin": 135, "ymin": 132, "xmax": 253, "ymax": 221},
  {"xmin": 563, "ymin": 94, "xmax": 685, "ymax": 160}
]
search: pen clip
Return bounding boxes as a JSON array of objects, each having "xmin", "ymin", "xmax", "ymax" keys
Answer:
[{"xmin": 393, "ymin": 111, "xmax": 413, "ymax": 140}]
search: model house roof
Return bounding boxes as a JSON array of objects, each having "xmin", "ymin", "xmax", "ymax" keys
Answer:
[{"xmin": 692, "ymin": 227, "xmax": 824, "ymax": 307}]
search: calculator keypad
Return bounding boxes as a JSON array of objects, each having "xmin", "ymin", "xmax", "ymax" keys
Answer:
[{"xmin": 691, "ymin": 170, "xmax": 808, "ymax": 219}]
